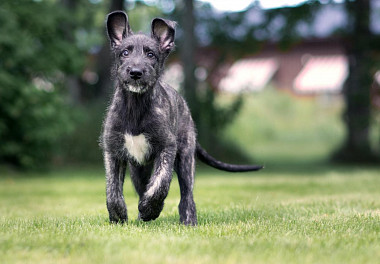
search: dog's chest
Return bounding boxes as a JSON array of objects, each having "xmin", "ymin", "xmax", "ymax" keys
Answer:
[{"xmin": 124, "ymin": 132, "xmax": 150, "ymax": 164}]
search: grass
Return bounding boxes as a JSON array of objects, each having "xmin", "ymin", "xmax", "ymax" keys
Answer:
[
  {"xmin": 219, "ymin": 89, "xmax": 347, "ymax": 164},
  {"xmin": 1, "ymin": 89, "xmax": 379, "ymax": 263},
  {"xmin": 1, "ymin": 165, "xmax": 379, "ymax": 264}
]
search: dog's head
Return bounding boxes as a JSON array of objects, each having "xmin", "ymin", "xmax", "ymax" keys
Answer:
[{"xmin": 106, "ymin": 11, "xmax": 175, "ymax": 94}]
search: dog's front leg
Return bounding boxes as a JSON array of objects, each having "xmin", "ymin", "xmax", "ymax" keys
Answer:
[
  {"xmin": 104, "ymin": 152, "xmax": 128, "ymax": 223},
  {"xmin": 138, "ymin": 146, "xmax": 176, "ymax": 221}
]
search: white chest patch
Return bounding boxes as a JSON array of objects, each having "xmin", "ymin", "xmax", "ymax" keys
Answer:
[{"xmin": 124, "ymin": 133, "xmax": 150, "ymax": 164}]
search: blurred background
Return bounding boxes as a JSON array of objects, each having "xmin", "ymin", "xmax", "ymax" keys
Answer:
[{"xmin": 0, "ymin": 0, "xmax": 379, "ymax": 171}]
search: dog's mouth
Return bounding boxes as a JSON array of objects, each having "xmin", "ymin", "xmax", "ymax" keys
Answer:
[{"xmin": 122, "ymin": 80, "xmax": 149, "ymax": 94}]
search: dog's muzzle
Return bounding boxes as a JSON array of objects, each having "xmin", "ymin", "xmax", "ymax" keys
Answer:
[
  {"xmin": 123, "ymin": 80, "xmax": 148, "ymax": 94},
  {"xmin": 130, "ymin": 68, "xmax": 143, "ymax": 80}
]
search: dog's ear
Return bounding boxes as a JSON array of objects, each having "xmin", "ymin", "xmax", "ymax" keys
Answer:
[
  {"xmin": 151, "ymin": 18, "xmax": 176, "ymax": 54},
  {"xmin": 106, "ymin": 11, "xmax": 131, "ymax": 48}
]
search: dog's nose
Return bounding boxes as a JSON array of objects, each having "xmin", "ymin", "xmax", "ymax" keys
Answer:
[{"xmin": 130, "ymin": 68, "xmax": 143, "ymax": 80}]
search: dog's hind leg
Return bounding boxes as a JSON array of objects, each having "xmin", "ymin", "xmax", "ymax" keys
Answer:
[
  {"xmin": 129, "ymin": 163, "xmax": 153, "ymax": 197},
  {"xmin": 138, "ymin": 147, "xmax": 176, "ymax": 222},
  {"xmin": 104, "ymin": 152, "xmax": 128, "ymax": 223},
  {"xmin": 129, "ymin": 163, "xmax": 153, "ymax": 220},
  {"xmin": 175, "ymin": 147, "xmax": 197, "ymax": 226},
  {"xmin": 174, "ymin": 129, "xmax": 197, "ymax": 226}
]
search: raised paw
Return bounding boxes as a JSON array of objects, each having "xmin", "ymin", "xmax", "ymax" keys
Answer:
[{"xmin": 138, "ymin": 197, "xmax": 164, "ymax": 222}]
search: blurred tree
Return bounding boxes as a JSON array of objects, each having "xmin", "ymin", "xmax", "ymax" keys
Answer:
[
  {"xmin": 179, "ymin": 0, "xmax": 199, "ymax": 120},
  {"xmin": 175, "ymin": 0, "xmax": 249, "ymax": 162},
  {"xmin": 194, "ymin": 0, "xmax": 379, "ymax": 163},
  {"xmin": 4, "ymin": 0, "xmax": 375, "ymax": 168},
  {"xmin": 61, "ymin": 0, "xmax": 82, "ymax": 104},
  {"xmin": 0, "ymin": 0, "xmax": 83, "ymax": 169},
  {"xmin": 94, "ymin": 0, "xmax": 125, "ymax": 99},
  {"xmin": 332, "ymin": 0, "xmax": 377, "ymax": 162}
]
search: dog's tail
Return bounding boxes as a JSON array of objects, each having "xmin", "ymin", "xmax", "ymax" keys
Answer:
[{"xmin": 196, "ymin": 143, "xmax": 263, "ymax": 172}]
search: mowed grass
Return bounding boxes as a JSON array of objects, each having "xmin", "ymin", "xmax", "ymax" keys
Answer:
[
  {"xmin": 1, "ymin": 165, "xmax": 379, "ymax": 264},
  {"xmin": 1, "ymin": 90, "xmax": 379, "ymax": 263}
]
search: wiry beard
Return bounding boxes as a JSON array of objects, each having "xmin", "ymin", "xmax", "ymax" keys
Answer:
[{"xmin": 123, "ymin": 82, "xmax": 149, "ymax": 94}]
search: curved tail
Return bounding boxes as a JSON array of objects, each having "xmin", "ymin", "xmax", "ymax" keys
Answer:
[{"xmin": 196, "ymin": 143, "xmax": 263, "ymax": 172}]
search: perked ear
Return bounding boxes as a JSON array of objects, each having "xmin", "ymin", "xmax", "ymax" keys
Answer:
[
  {"xmin": 106, "ymin": 11, "xmax": 131, "ymax": 48},
  {"xmin": 151, "ymin": 18, "xmax": 176, "ymax": 53}
]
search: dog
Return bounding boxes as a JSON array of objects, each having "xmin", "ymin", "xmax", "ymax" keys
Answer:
[{"xmin": 101, "ymin": 11, "xmax": 263, "ymax": 226}]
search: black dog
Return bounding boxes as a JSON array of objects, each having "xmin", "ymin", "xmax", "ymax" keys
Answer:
[{"xmin": 101, "ymin": 11, "xmax": 262, "ymax": 226}]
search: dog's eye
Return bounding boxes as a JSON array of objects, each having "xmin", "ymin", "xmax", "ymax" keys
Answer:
[
  {"xmin": 147, "ymin": 51, "xmax": 155, "ymax": 58},
  {"xmin": 121, "ymin": 50, "xmax": 129, "ymax": 57}
]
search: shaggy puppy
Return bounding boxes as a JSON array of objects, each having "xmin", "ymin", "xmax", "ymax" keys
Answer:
[{"xmin": 101, "ymin": 11, "xmax": 262, "ymax": 226}]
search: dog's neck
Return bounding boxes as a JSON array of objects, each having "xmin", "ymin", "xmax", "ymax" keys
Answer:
[{"xmin": 118, "ymin": 84, "xmax": 155, "ymax": 124}]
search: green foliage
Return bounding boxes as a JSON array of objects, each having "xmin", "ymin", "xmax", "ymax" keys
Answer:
[
  {"xmin": 195, "ymin": 86, "xmax": 248, "ymax": 163},
  {"xmin": 220, "ymin": 88, "xmax": 345, "ymax": 164},
  {"xmin": 195, "ymin": 1, "xmax": 322, "ymax": 54},
  {"xmin": 197, "ymin": 87, "xmax": 243, "ymax": 138},
  {"xmin": 127, "ymin": 2, "xmax": 165, "ymax": 32},
  {"xmin": 0, "ymin": 79, "xmax": 74, "ymax": 169},
  {"xmin": 60, "ymin": 102, "xmax": 106, "ymax": 165},
  {"xmin": 0, "ymin": 0, "xmax": 83, "ymax": 169}
]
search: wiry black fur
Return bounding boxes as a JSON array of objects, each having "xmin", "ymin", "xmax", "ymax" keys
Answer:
[{"xmin": 101, "ymin": 11, "xmax": 262, "ymax": 226}]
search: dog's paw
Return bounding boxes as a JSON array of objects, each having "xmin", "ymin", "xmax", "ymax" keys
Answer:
[
  {"xmin": 107, "ymin": 199, "xmax": 128, "ymax": 223},
  {"xmin": 179, "ymin": 211, "xmax": 197, "ymax": 226},
  {"xmin": 138, "ymin": 198, "xmax": 164, "ymax": 222},
  {"xmin": 180, "ymin": 217, "xmax": 197, "ymax": 226},
  {"xmin": 179, "ymin": 200, "xmax": 197, "ymax": 226},
  {"xmin": 109, "ymin": 215, "xmax": 127, "ymax": 224}
]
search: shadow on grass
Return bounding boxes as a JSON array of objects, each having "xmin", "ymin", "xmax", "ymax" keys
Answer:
[
  {"xmin": 116, "ymin": 208, "xmax": 274, "ymax": 227},
  {"xmin": 96, "ymin": 213, "xmax": 254, "ymax": 228},
  {"xmin": 90, "ymin": 209, "xmax": 264, "ymax": 227}
]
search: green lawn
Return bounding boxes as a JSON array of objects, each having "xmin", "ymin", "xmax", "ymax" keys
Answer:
[
  {"xmin": 1, "ymin": 89, "xmax": 379, "ymax": 263},
  {"xmin": 1, "ymin": 165, "xmax": 379, "ymax": 264}
]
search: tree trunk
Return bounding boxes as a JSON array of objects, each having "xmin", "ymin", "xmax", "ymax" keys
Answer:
[
  {"xmin": 94, "ymin": 0, "xmax": 125, "ymax": 99},
  {"xmin": 333, "ymin": 0, "xmax": 376, "ymax": 162},
  {"xmin": 61, "ymin": 0, "xmax": 82, "ymax": 104},
  {"xmin": 180, "ymin": 0, "xmax": 199, "ymax": 121}
]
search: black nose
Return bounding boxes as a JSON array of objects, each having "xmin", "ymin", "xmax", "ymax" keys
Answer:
[{"xmin": 130, "ymin": 68, "xmax": 143, "ymax": 80}]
